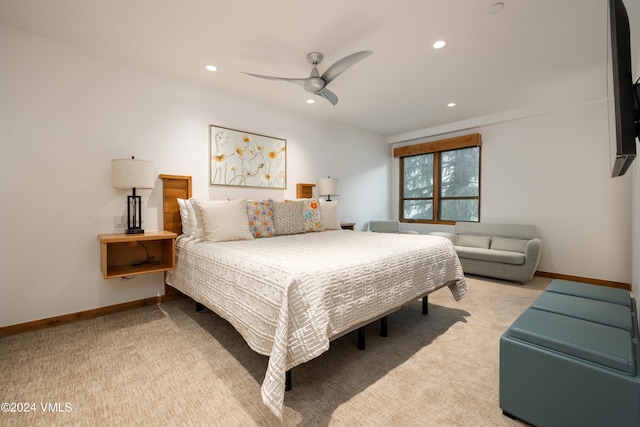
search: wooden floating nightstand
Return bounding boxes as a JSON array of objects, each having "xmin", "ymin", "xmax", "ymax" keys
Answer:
[
  {"xmin": 341, "ymin": 222, "xmax": 355, "ymax": 230},
  {"xmin": 296, "ymin": 183, "xmax": 315, "ymax": 199},
  {"xmin": 98, "ymin": 231, "xmax": 177, "ymax": 279}
]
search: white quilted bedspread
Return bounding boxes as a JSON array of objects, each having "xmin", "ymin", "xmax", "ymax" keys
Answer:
[{"xmin": 166, "ymin": 230, "xmax": 467, "ymax": 417}]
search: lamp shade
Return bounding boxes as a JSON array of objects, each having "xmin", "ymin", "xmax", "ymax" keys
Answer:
[
  {"xmin": 318, "ymin": 177, "xmax": 339, "ymax": 197},
  {"xmin": 111, "ymin": 158, "xmax": 156, "ymax": 189}
]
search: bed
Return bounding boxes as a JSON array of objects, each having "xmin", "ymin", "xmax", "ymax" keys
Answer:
[{"xmin": 160, "ymin": 175, "xmax": 467, "ymax": 417}]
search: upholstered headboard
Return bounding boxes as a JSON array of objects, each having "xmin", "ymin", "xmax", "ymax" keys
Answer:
[{"xmin": 159, "ymin": 174, "xmax": 192, "ymax": 235}]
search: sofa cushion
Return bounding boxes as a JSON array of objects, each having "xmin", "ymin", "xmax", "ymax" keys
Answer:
[
  {"xmin": 491, "ymin": 236, "xmax": 528, "ymax": 253},
  {"xmin": 457, "ymin": 234, "xmax": 490, "ymax": 249},
  {"xmin": 455, "ymin": 246, "xmax": 525, "ymax": 265},
  {"xmin": 546, "ymin": 280, "xmax": 632, "ymax": 307},
  {"xmin": 455, "ymin": 222, "xmax": 537, "ymax": 240},
  {"xmin": 531, "ymin": 292, "xmax": 634, "ymax": 333}
]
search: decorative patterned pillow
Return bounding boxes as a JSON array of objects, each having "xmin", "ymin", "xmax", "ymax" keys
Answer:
[
  {"xmin": 273, "ymin": 200, "xmax": 304, "ymax": 235},
  {"xmin": 302, "ymin": 198, "xmax": 324, "ymax": 232},
  {"xmin": 319, "ymin": 199, "xmax": 341, "ymax": 230},
  {"xmin": 193, "ymin": 198, "xmax": 254, "ymax": 243},
  {"xmin": 246, "ymin": 200, "xmax": 275, "ymax": 238}
]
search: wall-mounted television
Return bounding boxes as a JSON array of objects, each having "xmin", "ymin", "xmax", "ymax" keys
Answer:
[{"xmin": 608, "ymin": 0, "xmax": 639, "ymax": 177}]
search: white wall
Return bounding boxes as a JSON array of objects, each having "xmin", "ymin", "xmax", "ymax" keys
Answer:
[
  {"xmin": 0, "ymin": 25, "xmax": 389, "ymax": 328},
  {"xmin": 392, "ymin": 101, "xmax": 633, "ymax": 285}
]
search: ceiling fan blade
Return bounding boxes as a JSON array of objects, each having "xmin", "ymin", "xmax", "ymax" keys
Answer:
[
  {"xmin": 316, "ymin": 88, "xmax": 339, "ymax": 105},
  {"xmin": 242, "ymin": 72, "xmax": 309, "ymax": 88},
  {"xmin": 320, "ymin": 51, "xmax": 373, "ymax": 86}
]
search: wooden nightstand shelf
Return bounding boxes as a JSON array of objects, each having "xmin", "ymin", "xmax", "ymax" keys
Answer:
[{"xmin": 98, "ymin": 231, "xmax": 177, "ymax": 279}]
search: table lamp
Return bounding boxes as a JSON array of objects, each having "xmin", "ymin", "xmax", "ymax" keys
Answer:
[
  {"xmin": 318, "ymin": 176, "xmax": 339, "ymax": 201},
  {"xmin": 111, "ymin": 157, "xmax": 155, "ymax": 234}
]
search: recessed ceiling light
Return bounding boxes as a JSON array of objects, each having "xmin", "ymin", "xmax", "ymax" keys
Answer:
[
  {"xmin": 306, "ymin": 99, "xmax": 315, "ymax": 104},
  {"xmin": 447, "ymin": 102, "xmax": 456, "ymax": 107},
  {"xmin": 205, "ymin": 65, "xmax": 217, "ymax": 72},
  {"xmin": 433, "ymin": 40, "xmax": 446, "ymax": 49},
  {"xmin": 488, "ymin": 3, "xmax": 504, "ymax": 14}
]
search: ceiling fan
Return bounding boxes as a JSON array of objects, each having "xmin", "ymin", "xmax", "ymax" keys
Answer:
[{"xmin": 242, "ymin": 50, "xmax": 373, "ymax": 105}]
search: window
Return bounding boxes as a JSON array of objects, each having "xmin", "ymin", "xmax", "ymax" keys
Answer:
[{"xmin": 394, "ymin": 134, "xmax": 481, "ymax": 224}]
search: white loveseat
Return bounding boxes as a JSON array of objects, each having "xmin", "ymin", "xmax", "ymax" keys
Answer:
[{"xmin": 431, "ymin": 223, "xmax": 542, "ymax": 284}]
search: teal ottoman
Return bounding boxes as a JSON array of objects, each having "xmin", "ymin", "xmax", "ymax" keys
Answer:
[{"xmin": 500, "ymin": 282, "xmax": 640, "ymax": 426}]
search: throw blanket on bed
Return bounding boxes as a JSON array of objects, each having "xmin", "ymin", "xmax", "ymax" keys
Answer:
[{"xmin": 166, "ymin": 231, "xmax": 467, "ymax": 417}]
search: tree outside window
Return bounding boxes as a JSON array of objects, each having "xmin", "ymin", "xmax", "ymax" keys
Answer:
[{"xmin": 395, "ymin": 134, "xmax": 481, "ymax": 224}]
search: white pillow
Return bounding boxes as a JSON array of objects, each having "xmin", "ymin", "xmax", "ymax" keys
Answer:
[
  {"xmin": 189, "ymin": 198, "xmax": 206, "ymax": 241},
  {"xmin": 177, "ymin": 198, "xmax": 190, "ymax": 236},
  {"xmin": 177, "ymin": 198, "xmax": 198, "ymax": 238},
  {"xmin": 319, "ymin": 199, "xmax": 341, "ymax": 230},
  {"xmin": 196, "ymin": 198, "xmax": 254, "ymax": 243},
  {"xmin": 185, "ymin": 200, "xmax": 198, "ymax": 234}
]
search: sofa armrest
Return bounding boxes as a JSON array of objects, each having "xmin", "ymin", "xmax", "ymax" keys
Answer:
[
  {"xmin": 524, "ymin": 238, "xmax": 542, "ymax": 260},
  {"xmin": 523, "ymin": 238, "xmax": 542, "ymax": 276},
  {"xmin": 430, "ymin": 232, "xmax": 458, "ymax": 245}
]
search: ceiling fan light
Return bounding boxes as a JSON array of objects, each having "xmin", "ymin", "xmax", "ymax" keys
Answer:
[
  {"xmin": 242, "ymin": 50, "xmax": 371, "ymax": 105},
  {"xmin": 205, "ymin": 65, "xmax": 217, "ymax": 72},
  {"xmin": 306, "ymin": 99, "xmax": 315, "ymax": 104},
  {"xmin": 433, "ymin": 40, "xmax": 446, "ymax": 49},
  {"xmin": 488, "ymin": 3, "xmax": 504, "ymax": 14}
]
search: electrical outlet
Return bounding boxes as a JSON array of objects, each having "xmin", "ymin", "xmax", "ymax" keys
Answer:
[{"xmin": 114, "ymin": 215, "xmax": 127, "ymax": 228}]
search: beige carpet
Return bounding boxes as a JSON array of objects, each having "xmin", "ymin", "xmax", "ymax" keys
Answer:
[{"xmin": 0, "ymin": 275, "xmax": 549, "ymax": 426}]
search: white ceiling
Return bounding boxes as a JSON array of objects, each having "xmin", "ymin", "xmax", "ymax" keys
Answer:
[{"xmin": 0, "ymin": 0, "xmax": 608, "ymax": 138}]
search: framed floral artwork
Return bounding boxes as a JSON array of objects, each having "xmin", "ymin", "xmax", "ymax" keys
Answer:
[{"xmin": 209, "ymin": 125, "xmax": 286, "ymax": 188}]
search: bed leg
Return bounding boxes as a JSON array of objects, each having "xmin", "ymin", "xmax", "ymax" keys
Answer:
[
  {"xmin": 195, "ymin": 302, "xmax": 205, "ymax": 312},
  {"xmin": 285, "ymin": 369, "xmax": 292, "ymax": 391},
  {"xmin": 357, "ymin": 326, "xmax": 366, "ymax": 350},
  {"xmin": 422, "ymin": 295, "xmax": 429, "ymax": 315},
  {"xmin": 380, "ymin": 316, "xmax": 388, "ymax": 337}
]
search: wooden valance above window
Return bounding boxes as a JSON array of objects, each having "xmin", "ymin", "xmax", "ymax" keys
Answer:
[{"xmin": 393, "ymin": 133, "xmax": 482, "ymax": 158}]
